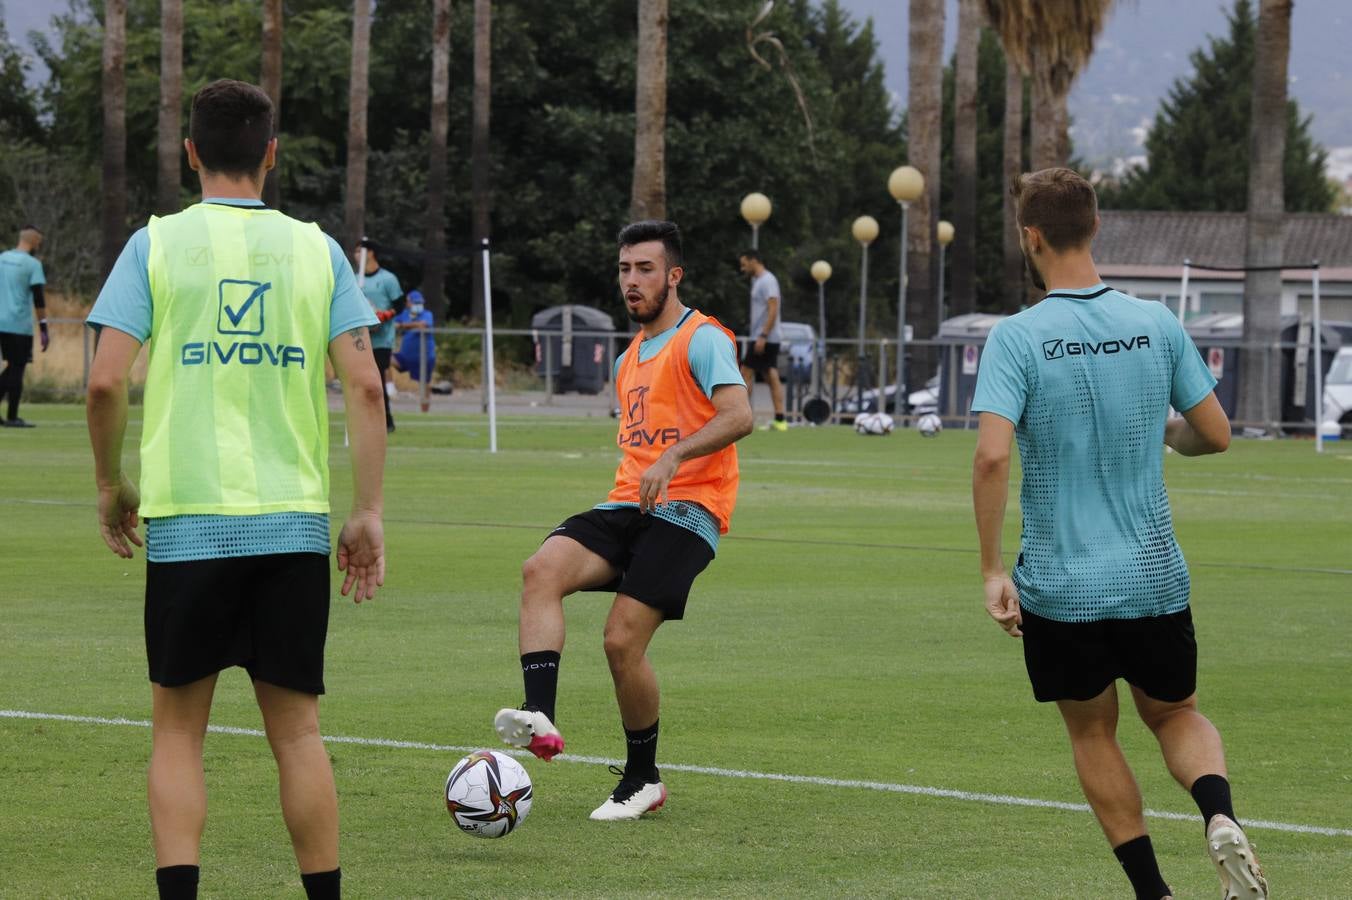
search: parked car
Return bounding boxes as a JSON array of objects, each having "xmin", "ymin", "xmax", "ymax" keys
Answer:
[
  {"xmin": 838, "ymin": 371, "xmax": 939, "ymax": 419},
  {"xmin": 1323, "ymin": 347, "xmax": 1352, "ymax": 434}
]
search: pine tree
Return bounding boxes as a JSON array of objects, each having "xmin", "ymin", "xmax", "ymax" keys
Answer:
[{"xmin": 1102, "ymin": 0, "xmax": 1333, "ymax": 213}]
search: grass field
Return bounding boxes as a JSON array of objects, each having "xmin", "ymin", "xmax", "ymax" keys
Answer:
[{"xmin": 2, "ymin": 403, "xmax": 1350, "ymax": 898}]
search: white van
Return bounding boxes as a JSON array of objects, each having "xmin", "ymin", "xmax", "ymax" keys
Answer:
[{"xmin": 1323, "ymin": 347, "xmax": 1352, "ymax": 434}]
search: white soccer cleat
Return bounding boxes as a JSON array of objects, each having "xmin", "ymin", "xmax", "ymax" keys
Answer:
[
  {"xmin": 589, "ymin": 767, "xmax": 667, "ymax": 821},
  {"xmin": 1206, "ymin": 815, "xmax": 1268, "ymax": 900},
  {"xmin": 494, "ymin": 707, "xmax": 565, "ymax": 761}
]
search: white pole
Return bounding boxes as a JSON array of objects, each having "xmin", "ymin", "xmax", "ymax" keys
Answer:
[
  {"xmin": 1313, "ymin": 261, "xmax": 1323, "ymax": 454},
  {"xmin": 481, "ymin": 238, "xmax": 498, "ymax": 454},
  {"xmin": 349, "ymin": 244, "xmax": 368, "ymax": 448},
  {"xmin": 1177, "ymin": 258, "xmax": 1190, "ymax": 324},
  {"xmin": 895, "ymin": 202, "xmax": 909, "ymax": 414}
]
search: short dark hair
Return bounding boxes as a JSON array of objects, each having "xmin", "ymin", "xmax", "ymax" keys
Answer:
[
  {"xmin": 1010, "ymin": 167, "xmax": 1097, "ymax": 252},
  {"xmin": 20, "ymin": 224, "xmax": 42, "ymax": 235},
  {"xmin": 189, "ymin": 79, "xmax": 275, "ymax": 176},
  {"xmin": 739, "ymin": 248, "xmax": 761, "ymax": 263},
  {"xmin": 618, "ymin": 220, "xmax": 683, "ymax": 269}
]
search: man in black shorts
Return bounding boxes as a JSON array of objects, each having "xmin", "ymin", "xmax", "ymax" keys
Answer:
[
  {"xmin": 85, "ymin": 80, "xmax": 386, "ymax": 900},
  {"xmin": 737, "ymin": 249, "xmax": 788, "ymax": 430},
  {"xmin": 495, "ymin": 220, "xmax": 752, "ymax": 820},
  {"xmin": 971, "ymin": 169, "xmax": 1266, "ymax": 899}
]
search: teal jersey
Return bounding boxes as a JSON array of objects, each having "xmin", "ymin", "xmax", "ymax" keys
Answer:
[
  {"xmin": 599, "ymin": 309, "xmax": 745, "ymax": 551},
  {"xmin": 0, "ymin": 248, "xmax": 46, "ymax": 335},
  {"xmin": 971, "ymin": 284, "xmax": 1217, "ymax": 623},
  {"xmin": 360, "ymin": 267, "xmax": 403, "ymax": 349}
]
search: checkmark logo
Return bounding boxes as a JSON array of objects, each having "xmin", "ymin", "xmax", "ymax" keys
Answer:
[
  {"xmin": 1042, "ymin": 339, "xmax": 1064, "ymax": 360},
  {"xmin": 217, "ymin": 279, "xmax": 271, "ymax": 335},
  {"xmin": 625, "ymin": 385, "xmax": 649, "ymax": 427},
  {"xmin": 186, "ymin": 246, "xmax": 210, "ymax": 266}
]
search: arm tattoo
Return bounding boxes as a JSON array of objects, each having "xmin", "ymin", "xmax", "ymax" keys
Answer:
[{"xmin": 349, "ymin": 328, "xmax": 367, "ymax": 351}]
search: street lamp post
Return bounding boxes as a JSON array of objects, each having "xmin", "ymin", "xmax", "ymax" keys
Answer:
[
  {"xmin": 888, "ymin": 166, "xmax": 924, "ymax": 417},
  {"xmin": 851, "ymin": 215, "xmax": 879, "ymax": 412},
  {"xmin": 936, "ymin": 220, "xmax": 954, "ymax": 326},
  {"xmin": 810, "ymin": 260, "xmax": 832, "ymax": 398},
  {"xmin": 740, "ymin": 192, "xmax": 772, "ymax": 250}
]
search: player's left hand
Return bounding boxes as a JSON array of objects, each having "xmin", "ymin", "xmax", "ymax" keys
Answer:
[
  {"xmin": 39, "ymin": 328, "xmax": 49, "ymax": 352},
  {"xmin": 638, "ymin": 451, "xmax": 680, "ymax": 513},
  {"xmin": 97, "ymin": 472, "xmax": 142, "ymax": 558},
  {"xmin": 754, "ymin": 337, "xmax": 766, "ymax": 355},
  {"xmin": 984, "ymin": 575, "xmax": 1022, "ymax": 638},
  {"xmin": 338, "ymin": 511, "xmax": 385, "ymax": 603}
]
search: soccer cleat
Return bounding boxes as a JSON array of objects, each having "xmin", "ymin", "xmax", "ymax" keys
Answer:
[
  {"xmin": 760, "ymin": 419, "xmax": 789, "ymax": 432},
  {"xmin": 589, "ymin": 766, "xmax": 666, "ymax": 821},
  {"xmin": 494, "ymin": 707, "xmax": 565, "ymax": 761},
  {"xmin": 3, "ymin": 418, "xmax": 35, "ymax": 428},
  {"xmin": 1206, "ymin": 815, "xmax": 1268, "ymax": 899}
]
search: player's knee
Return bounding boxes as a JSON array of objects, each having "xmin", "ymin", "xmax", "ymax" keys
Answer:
[
  {"xmin": 602, "ymin": 626, "xmax": 639, "ymax": 670},
  {"xmin": 520, "ymin": 553, "xmax": 564, "ymax": 601}
]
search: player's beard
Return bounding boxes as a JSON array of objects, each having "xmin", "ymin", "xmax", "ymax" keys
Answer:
[
  {"xmin": 627, "ymin": 284, "xmax": 670, "ymax": 324},
  {"xmin": 1022, "ymin": 249, "xmax": 1047, "ymax": 292}
]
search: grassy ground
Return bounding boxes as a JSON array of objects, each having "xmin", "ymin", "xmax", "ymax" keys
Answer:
[{"xmin": 2, "ymin": 404, "xmax": 1350, "ymax": 898}]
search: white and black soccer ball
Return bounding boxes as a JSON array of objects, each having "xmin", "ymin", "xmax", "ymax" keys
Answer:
[
  {"xmin": 445, "ymin": 750, "xmax": 533, "ymax": 838},
  {"xmin": 916, "ymin": 413, "xmax": 943, "ymax": 437},
  {"xmin": 854, "ymin": 412, "xmax": 895, "ymax": 435}
]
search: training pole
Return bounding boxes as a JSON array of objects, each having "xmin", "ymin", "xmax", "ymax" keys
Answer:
[
  {"xmin": 349, "ymin": 245, "xmax": 369, "ymax": 448},
  {"xmin": 1313, "ymin": 261, "xmax": 1323, "ymax": 454},
  {"xmin": 481, "ymin": 238, "xmax": 498, "ymax": 454},
  {"xmin": 1177, "ymin": 259, "xmax": 1190, "ymax": 324}
]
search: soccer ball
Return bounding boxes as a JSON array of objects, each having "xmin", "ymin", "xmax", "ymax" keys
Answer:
[
  {"xmin": 854, "ymin": 412, "xmax": 895, "ymax": 435},
  {"xmin": 445, "ymin": 750, "xmax": 533, "ymax": 838},
  {"xmin": 916, "ymin": 413, "xmax": 943, "ymax": 437}
]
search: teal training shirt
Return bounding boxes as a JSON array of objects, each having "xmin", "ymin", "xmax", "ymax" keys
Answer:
[
  {"xmin": 596, "ymin": 308, "xmax": 745, "ymax": 552},
  {"xmin": 0, "ymin": 248, "xmax": 46, "ymax": 335},
  {"xmin": 360, "ymin": 267, "xmax": 403, "ymax": 349},
  {"xmin": 971, "ymin": 284, "xmax": 1217, "ymax": 623}
]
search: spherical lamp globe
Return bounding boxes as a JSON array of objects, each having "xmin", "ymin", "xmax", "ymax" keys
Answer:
[
  {"xmin": 851, "ymin": 215, "xmax": 879, "ymax": 246},
  {"xmin": 740, "ymin": 192, "xmax": 772, "ymax": 227},
  {"xmin": 810, "ymin": 260, "xmax": 833, "ymax": 284},
  {"xmin": 937, "ymin": 220, "xmax": 955, "ymax": 245},
  {"xmin": 887, "ymin": 166, "xmax": 924, "ymax": 204}
]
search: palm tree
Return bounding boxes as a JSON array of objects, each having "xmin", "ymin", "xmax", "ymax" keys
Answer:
[
  {"xmin": 982, "ymin": 0, "xmax": 1115, "ymax": 168},
  {"xmin": 630, "ymin": 0, "xmax": 668, "ymax": 221},
  {"xmin": 155, "ymin": 0, "xmax": 182, "ymax": 216},
  {"xmin": 907, "ymin": 0, "xmax": 944, "ymax": 382},
  {"xmin": 1239, "ymin": 0, "xmax": 1292, "ymax": 430},
  {"xmin": 101, "ymin": 0, "xmax": 127, "ymax": 280},
  {"xmin": 950, "ymin": 0, "xmax": 980, "ymax": 316},
  {"xmin": 261, "ymin": 0, "xmax": 283, "ymax": 207},
  {"xmin": 470, "ymin": 0, "xmax": 492, "ymax": 319},
  {"xmin": 1001, "ymin": 56, "xmax": 1025, "ymax": 312},
  {"xmin": 345, "ymin": 0, "xmax": 372, "ymax": 252},
  {"xmin": 422, "ymin": 0, "xmax": 451, "ymax": 315}
]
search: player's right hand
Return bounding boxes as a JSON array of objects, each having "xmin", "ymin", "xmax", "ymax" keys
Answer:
[
  {"xmin": 338, "ymin": 511, "xmax": 385, "ymax": 603},
  {"xmin": 96, "ymin": 472, "xmax": 142, "ymax": 558},
  {"xmin": 984, "ymin": 575, "xmax": 1022, "ymax": 638}
]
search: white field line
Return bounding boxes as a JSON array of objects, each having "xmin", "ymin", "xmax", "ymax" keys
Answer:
[{"xmin": 4, "ymin": 708, "xmax": 1349, "ymax": 839}]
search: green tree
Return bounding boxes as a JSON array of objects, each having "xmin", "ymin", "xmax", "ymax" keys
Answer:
[
  {"xmin": 1101, "ymin": 0, "xmax": 1333, "ymax": 213},
  {"xmin": 0, "ymin": 13, "xmax": 42, "ymax": 142}
]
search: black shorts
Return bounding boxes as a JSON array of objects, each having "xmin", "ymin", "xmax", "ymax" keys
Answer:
[
  {"xmin": 740, "ymin": 341, "xmax": 780, "ymax": 374},
  {"xmin": 145, "ymin": 553, "xmax": 331, "ymax": 693},
  {"xmin": 550, "ymin": 507, "xmax": 715, "ymax": 620},
  {"xmin": 372, "ymin": 347, "xmax": 392, "ymax": 372},
  {"xmin": 1020, "ymin": 606, "xmax": 1197, "ymax": 703},
  {"xmin": 0, "ymin": 331, "xmax": 33, "ymax": 365}
]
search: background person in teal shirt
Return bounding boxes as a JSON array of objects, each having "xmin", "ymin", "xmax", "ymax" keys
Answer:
[
  {"xmin": 355, "ymin": 239, "xmax": 404, "ymax": 432},
  {"xmin": 971, "ymin": 168, "xmax": 1265, "ymax": 900},
  {"xmin": 0, "ymin": 225, "xmax": 49, "ymax": 427}
]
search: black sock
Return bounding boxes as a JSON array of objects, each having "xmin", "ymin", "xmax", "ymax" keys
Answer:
[
  {"xmin": 155, "ymin": 865, "xmax": 199, "ymax": 900},
  {"xmin": 774, "ymin": 412, "xmax": 785, "ymax": 422},
  {"xmin": 301, "ymin": 868, "xmax": 341, "ymax": 900},
  {"xmin": 520, "ymin": 650, "xmax": 560, "ymax": 723},
  {"xmin": 1191, "ymin": 773, "xmax": 1238, "ymax": 831},
  {"xmin": 623, "ymin": 719, "xmax": 659, "ymax": 783},
  {"xmin": 1111, "ymin": 835, "xmax": 1170, "ymax": 900}
]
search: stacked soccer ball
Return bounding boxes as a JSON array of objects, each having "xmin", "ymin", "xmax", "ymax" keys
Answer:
[
  {"xmin": 854, "ymin": 412, "xmax": 895, "ymax": 435},
  {"xmin": 445, "ymin": 750, "xmax": 533, "ymax": 838},
  {"xmin": 916, "ymin": 413, "xmax": 943, "ymax": 437}
]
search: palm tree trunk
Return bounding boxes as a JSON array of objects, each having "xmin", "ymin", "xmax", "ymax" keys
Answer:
[
  {"xmin": 155, "ymin": 0, "xmax": 182, "ymax": 216},
  {"xmin": 422, "ymin": 0, "xmax": 451, "ymax": 316},
  {"xmin": 951, "ymin": 0, "xmax": 980, "ymax": 316},
  {"xmin": 1239, "ymin": 0, "xmax": 1291, "ymax": 430},
  {"xmin": 1001, "ymin": 56, "xmax": 1025, "ymax": 313},
  {"xmin": 470, "ymin": 0, "xmax": 492, "ymax": 319},
  {"xmin": 345, "ymin": 0, "xmax": 372, "ymax": 252},
  {"xmin": 101, "ymin": 0, "xmax": 127, "ymax": 281},
  {"xmin": 1030, "ymin": 65, "xmax": 1063, "ymax": 170},
  {"xmin": 630, "ymin": 0, "xmax": 668, "ymax": 222},
  {"xmin": 261, "ymin": 0, "xmax": 283, "ymax": 208},
  {"xmin": 906, "ymin": 0, "xmax": 944, "ymax": 388}
]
